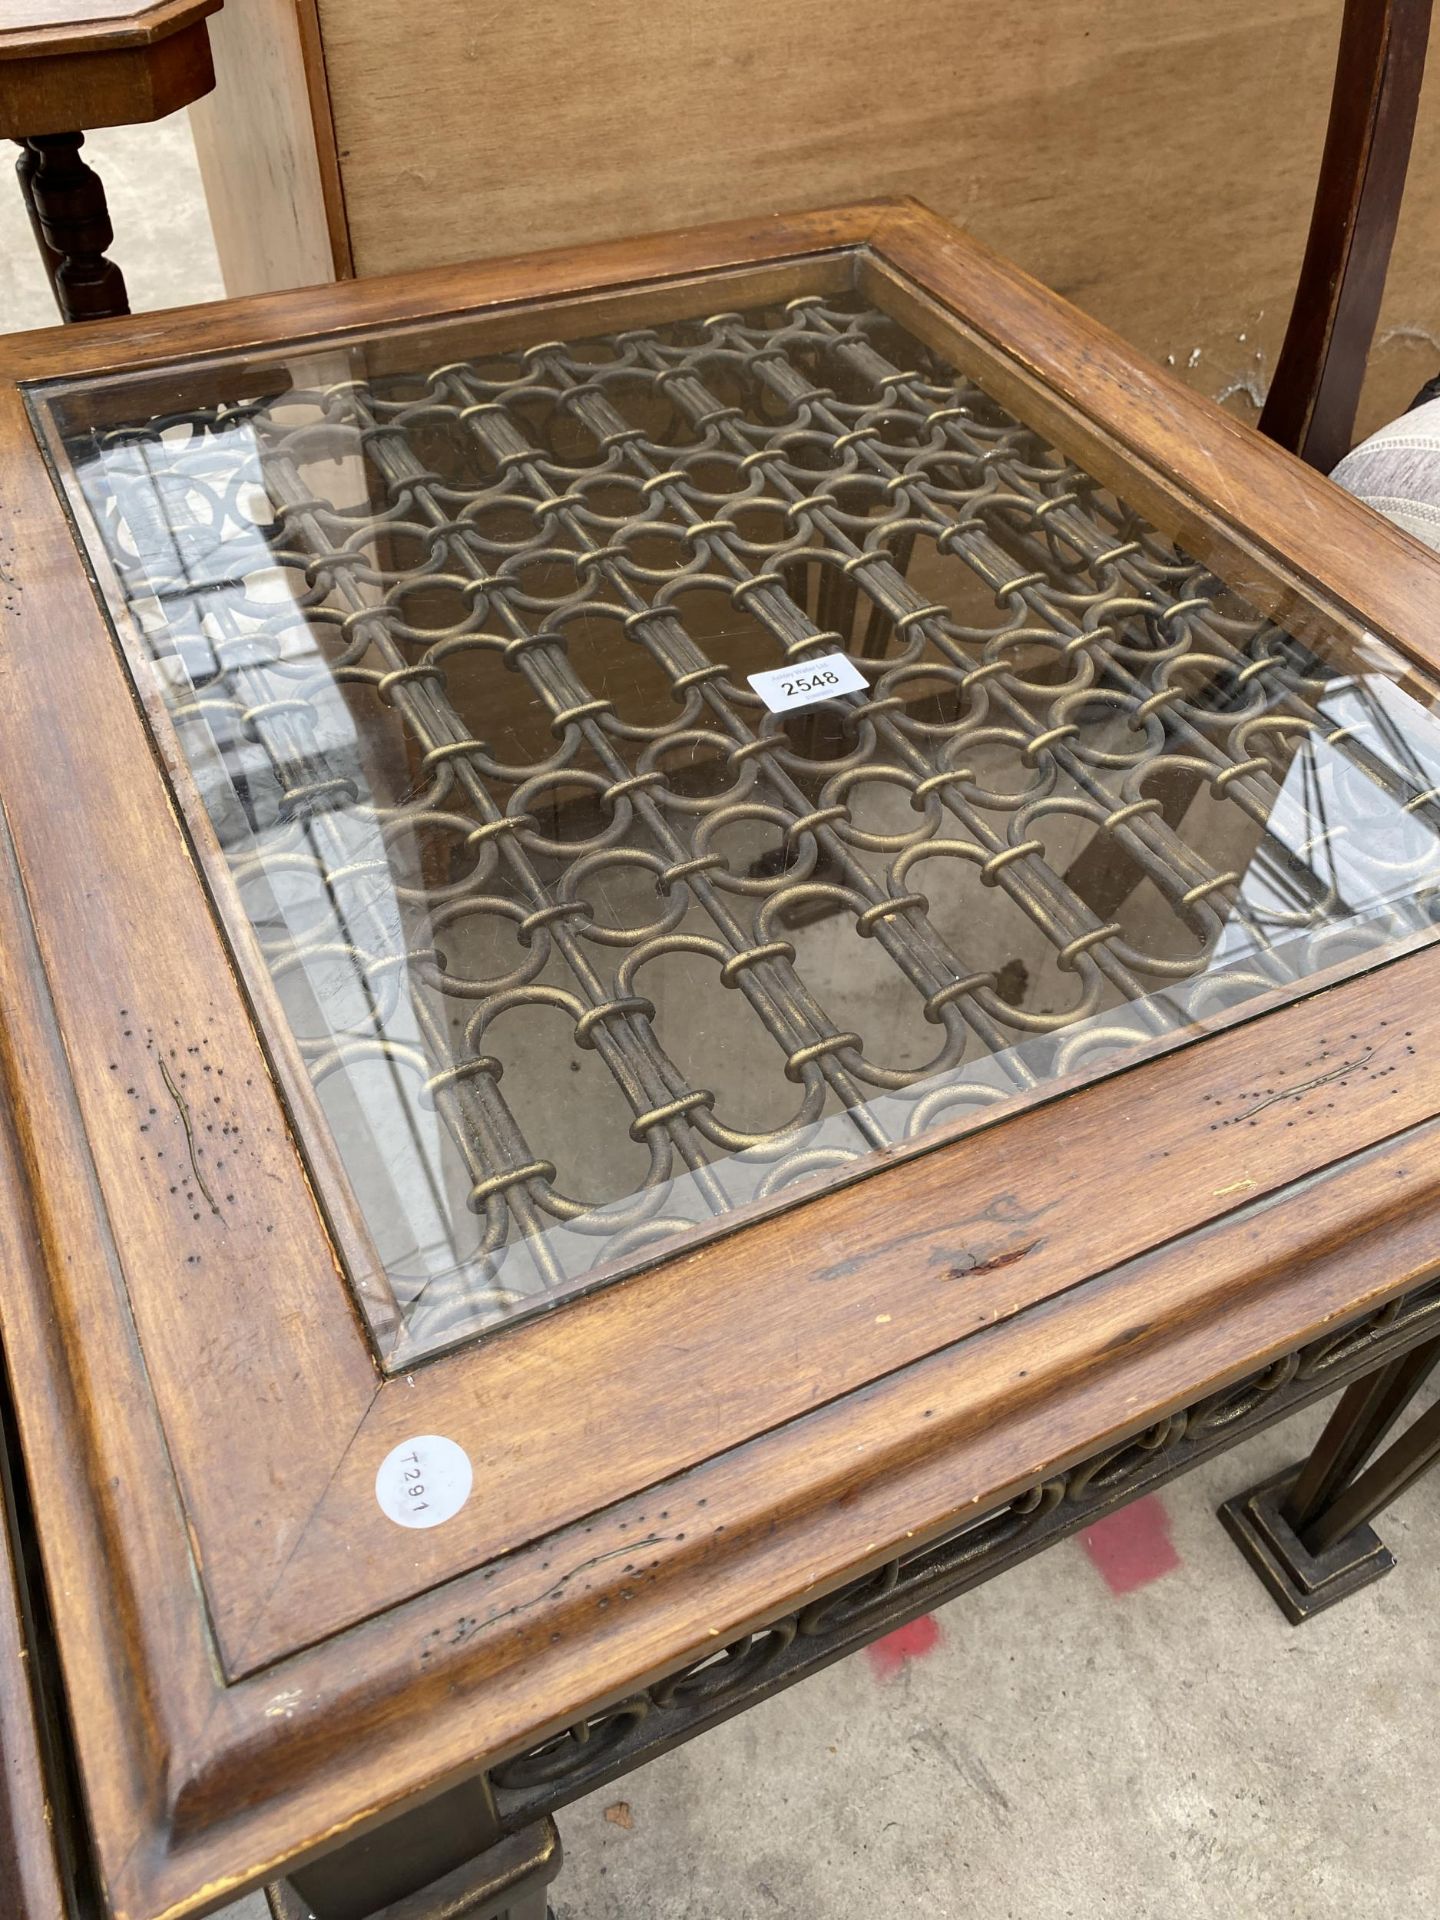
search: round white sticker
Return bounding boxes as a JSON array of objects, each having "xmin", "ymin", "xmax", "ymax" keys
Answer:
[{"xmin": 374, "ymin": 1435, "xmax": 473, "ymax": 1530}]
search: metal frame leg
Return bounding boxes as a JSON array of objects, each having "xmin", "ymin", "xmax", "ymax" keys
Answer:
[
  {"xmin": 265, "ymin": 1774, "xmax": 560, "ymax": 1920},
  {"xmin": 1220, "ymin": 1332, "xmax": 1440, "ymax": 1622},
  {"xmin": 15, "ymin": 133, "xmax": 129, "ymax": 323}
]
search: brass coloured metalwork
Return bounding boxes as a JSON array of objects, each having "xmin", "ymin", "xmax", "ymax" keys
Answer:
[
  {"xmin": 1221, "ymin": 1328, "xmax": 1440, "ymax": 1619},
  {"xmin": 485, "ymin": 1271, "xmax": 1440, "ymax": 1829},
  {"xmin": 53, "ymin": 294, "xmax": 1440, "ymax": 1362}
]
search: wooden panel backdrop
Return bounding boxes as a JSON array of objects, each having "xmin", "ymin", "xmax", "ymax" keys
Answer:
[{"xmin": 192, "ymin": 0, "xmax": 1440, "ymax": 449}]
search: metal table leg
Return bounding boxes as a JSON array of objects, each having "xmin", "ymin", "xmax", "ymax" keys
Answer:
[
  {"xmin": 1220, "ymin": 1331, "xmax": 1440, "ymax": 1621},
  {"xmin": 266, "ymin": 1775, "xmax": 560, "ymax": 1920}
]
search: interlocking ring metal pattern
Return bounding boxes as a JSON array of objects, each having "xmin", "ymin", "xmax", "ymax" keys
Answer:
[{"xmin": 61, "ymin": 293, "xmax": 1440, "ymax": 1362}]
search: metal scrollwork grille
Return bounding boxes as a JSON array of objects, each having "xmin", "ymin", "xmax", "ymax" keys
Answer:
[
  {"xmin": 59, "ymin": 292, "xmax": 1440, "ymax": 1361},
  {"xmin": 478, "ymin": 1267, "xmax": 1440, "ymax": 1828}
]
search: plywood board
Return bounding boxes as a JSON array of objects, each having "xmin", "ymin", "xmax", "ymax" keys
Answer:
[
  {"xmin": 188, "ymin": 0, "xmax": 344, "ymax": 294},
  {"xmin": 309, "ymin": 0, "xmax": 1440, "ymax": 442}
]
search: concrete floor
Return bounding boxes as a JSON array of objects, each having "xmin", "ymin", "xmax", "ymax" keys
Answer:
[
  {"xmin": 5, "ymin": 121, "xmax": 1440, "ymax": 1920},
  {"xmin": 216, "ymin": 1397, "xmax": 1440, "ymax": 1920},
  {"xmin": 547, "ymin": 1400, "xmax": 1440, "ymax": 1920}
]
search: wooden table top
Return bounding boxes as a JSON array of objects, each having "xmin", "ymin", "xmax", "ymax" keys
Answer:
[
  {"xmin": 0, "ymin": 0, "xmax": 218, "ymax": 141},
  {"xmin": 4, "ymin": 199, "xmax": 1440, "ymax": 1919},
  {"xmin": 0, "ymin": 0, "xmax": 217, "ymax": 58}
]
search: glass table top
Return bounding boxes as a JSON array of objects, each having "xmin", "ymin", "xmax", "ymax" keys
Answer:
[{"xmin": 40, "ymin": 287, "xmax": 1440, "ymax": 1365}]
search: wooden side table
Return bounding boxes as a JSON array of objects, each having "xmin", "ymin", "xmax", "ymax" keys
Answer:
[
  {"xmin": 4, "ymin": 200, "xmax": 1440, "ymax": 1919},
  {"xmin": 0, "ymin": 0, "xmax": 220, "ymax": 320}
]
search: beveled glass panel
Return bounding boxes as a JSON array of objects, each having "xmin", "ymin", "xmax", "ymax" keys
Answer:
[{"xmin": 39, "ymin": 281, "xmax": 1440, "ymax": 1365}]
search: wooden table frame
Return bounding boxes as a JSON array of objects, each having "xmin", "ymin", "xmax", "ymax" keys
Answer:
[
  {"xmin": 4, "ymin": 198, "xmax": 1440, "ymax": 1920},
  {"xmin": 0, "ymin": 1344, "xmax": 84, "ymax": 1919}
]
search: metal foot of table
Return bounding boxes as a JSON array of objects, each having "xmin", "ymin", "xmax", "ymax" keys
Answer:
[
  {"xmin": 1221, "ymin": 1331, "xmax": 1440, "ymax": 1621},
  {"xmin": 265, "ymin": 1789, "xmax": 560, "ymax": 1920}
]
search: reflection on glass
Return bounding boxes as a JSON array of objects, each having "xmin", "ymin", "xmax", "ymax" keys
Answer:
[{"xmin": 46, "ymin": 294, "xmax": 1440, "ymax": 1364}]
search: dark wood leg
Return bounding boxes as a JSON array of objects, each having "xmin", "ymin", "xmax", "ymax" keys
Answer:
[
  {"xmin": 18, "ymin": 133, "xmax": 129, "ymax": 324},
  {"xmin": 1258, "ymin": 0, "xmax": 1433, "ymax": 470},
  {"xmin": 266, "ymin": 1775, "xmax": 560, "ymax": 1920},
  {"xmin": 1219, "ymin": 1331, "xmax": 1440, "ymax": 1622},
  {"xmin": 12, "ymin": 139, "xmax": 65, "ymax": 313}
]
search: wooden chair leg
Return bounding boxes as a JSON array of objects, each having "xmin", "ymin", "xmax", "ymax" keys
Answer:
[{"xmin": 1259, "ymin": 0, "xmax": 1433, "ymax": 471}]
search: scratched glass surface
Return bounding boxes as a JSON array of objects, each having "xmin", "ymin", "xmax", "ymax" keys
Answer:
[{"xmin": 42, "ymin": 291, "xmax": 1440, "ymax": 1365}]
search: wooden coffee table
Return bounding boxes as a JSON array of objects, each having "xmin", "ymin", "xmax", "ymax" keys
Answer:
[{"xmin": 3, "ymin": 200, "xmax": 1440, "ymax": 1920}]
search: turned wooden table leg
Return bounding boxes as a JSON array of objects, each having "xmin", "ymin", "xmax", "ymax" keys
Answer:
[
  {"xmin": 12, "ymin": 140, "xmax": 64, "ymax": 309},
  {"xmin": 17, "ymin": 133, "xmax": 129, "ymax": 323}
]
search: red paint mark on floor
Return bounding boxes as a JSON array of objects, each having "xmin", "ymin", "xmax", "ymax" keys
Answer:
[
  {"xmin": 1080, "ymin": 1494, "xmax": 1181, "ymax": 1595},
  {"xmin": 865, "ymin": 1612, "xmax": 942, "ymax": 1679}
]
